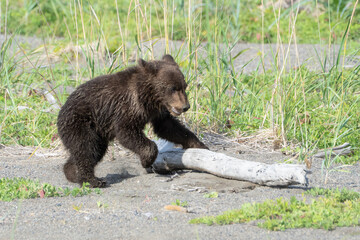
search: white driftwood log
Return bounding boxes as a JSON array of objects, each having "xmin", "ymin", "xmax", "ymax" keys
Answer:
[{"xmin": 153, "ymin": 140, "xmax": 308, "ymax": 187}]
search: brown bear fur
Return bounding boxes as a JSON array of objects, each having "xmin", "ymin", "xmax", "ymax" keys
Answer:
[{"xmin": 57, "ymin": 55, "xmax": 208, "ymax": 188}]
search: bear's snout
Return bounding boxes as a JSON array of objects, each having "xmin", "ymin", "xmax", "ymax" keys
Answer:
[
  {"xmin": 182, "ymin": 103, "xmax": 190, "ymax": 112},
  {"xmin": 167, "ymin": 90, "xmax": 190, "ymax": 116}
]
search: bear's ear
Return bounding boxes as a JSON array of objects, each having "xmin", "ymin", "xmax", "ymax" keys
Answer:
[
  {"xmin": 138, "ymin": 58, "xmax": 147, "ymax": 68},
  {"xmin": 162, "ymin": 54, "xmax": 177, "ymax": 65},
  {"xmin": 138, "ymin": 58, "xmax": 158, "ymax": 74}
]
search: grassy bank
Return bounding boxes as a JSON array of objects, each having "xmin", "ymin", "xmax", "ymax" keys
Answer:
[{"xmin": 0, "ymin": 0, "xmax": 359, "ymax": 168}]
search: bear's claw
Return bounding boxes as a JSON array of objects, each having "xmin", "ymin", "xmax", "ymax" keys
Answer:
[{"xmin": 87, "ymin": 177, "xmax": 107, "ymax": 188}]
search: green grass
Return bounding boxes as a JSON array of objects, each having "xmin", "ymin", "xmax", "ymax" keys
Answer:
[
  {"xmin": 2, "ymin": 1, "xmax": 359, "ymax": 48},
  {"xmin": 0, "ymin": 60, "xmax": 76, "ymax": 147},
  {"xmin": 0, "ymin": 177, "xmax": 100, "ymax": 201},
  {"xmin": 0, "ymin": 0, "xmax": 359, "ymax": 171},
  {"xmin": 190, "ymin": 187, "xmax": 360, "ymax": 231}
]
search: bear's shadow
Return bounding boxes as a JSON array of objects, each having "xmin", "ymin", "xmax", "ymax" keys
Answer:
[{"xmin": 104, "ymin": 171, "xmax": 137, "ymax": 186}]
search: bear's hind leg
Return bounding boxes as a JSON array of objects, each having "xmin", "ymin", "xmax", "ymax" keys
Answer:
[
  {"xmin": 64, "ymin": 136, "xmax": 108, "ymax": 188},
  {"xmin": 76, "ymin": 158, "xmax": 106, "ymax": 188},
  {"xmin": 64, "ymin": 156, "xmax": 78, "ymax": 183}
]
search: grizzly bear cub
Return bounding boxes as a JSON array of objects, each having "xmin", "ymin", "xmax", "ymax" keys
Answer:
[{"xmin": 57, "ymin": 55, "xmax": 208, "ymax": 187}]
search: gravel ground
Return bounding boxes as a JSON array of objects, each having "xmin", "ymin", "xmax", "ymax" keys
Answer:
[
  {"xmin": 3, "ymin": 34, "xmax": 359, "ymax": 73},
  {"xmin": 138, "ymin": 39, "xmax": 360, "ymax": 73},
  {"xmin": 1, "ymin": 136, "xmax": 360, "ymax": 240},
  {"xmin": 1, "ymin": 35, "xmax": 360, "ymax": 239}
]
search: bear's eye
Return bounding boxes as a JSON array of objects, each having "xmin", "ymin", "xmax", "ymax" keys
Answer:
[{"xmin": 170, "ymin": 86, "xmax": 177, "ymax": 93}]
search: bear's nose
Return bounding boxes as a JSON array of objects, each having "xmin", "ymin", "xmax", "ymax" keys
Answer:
[{"xmin": 182, "ymin": 104, "xmax": 190, "ymax": 112}]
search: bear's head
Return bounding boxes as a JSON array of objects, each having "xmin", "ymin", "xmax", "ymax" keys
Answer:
[{"xmin": 138, "ymin": 55, "xmax": 190, "ymax": 117}]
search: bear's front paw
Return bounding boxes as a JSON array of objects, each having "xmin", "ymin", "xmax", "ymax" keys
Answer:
[
  {"xmin": 184, "ymin": 141, "xmax": 209, "ymax": 150},
  {"xmin": 140, "ymin": 142, "xmax": 159, "ymax": 168},
  {"xmin": 198, "ymin": 143, "xmax": 209, "ymax": 150},
  {"xmin": 195, "ymin": 142, "xmax": 209, "ymax": 150},
  {"xmin": 144, "ymin": 167, "xmax": 154, "ymax": 174}
]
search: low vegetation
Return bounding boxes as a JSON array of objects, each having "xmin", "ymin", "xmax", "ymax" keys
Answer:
[
  {"xmin": 0, "ymin": 177, "xmax": 100, "ymax": 201},
  {"xmin": 190, "ymin": 187, "xmax": 360, "ymax": 231},
  {"xmin": 171, "ymin": 199, "xmax": 189, "ymax": 207}
]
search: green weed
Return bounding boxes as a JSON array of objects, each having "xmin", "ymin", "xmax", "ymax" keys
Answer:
[
  {"xmin": 305, "ymin": 187, "xmax": 360, "ymax": 202},
  {"xmin": 97, "ymin": 200, "xmax": 109, "ymax": 212},
  {"xmin": 171, "ymin": 199, "xmax": 189, "ymax": 207},
  {"xmin": 203, "ymin": 191, "xmax": 219, "ymax": 198},
  {"xmin": 0, "ymin": 177, "xmax": 100, "ymax": 201},
  {"xmin": 190, "ymin": 188, "xmax": 360, "ymax": 231},
  {"xmin": 72, "ymin": 204, "xmax": 83, "ymax": 212}
]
